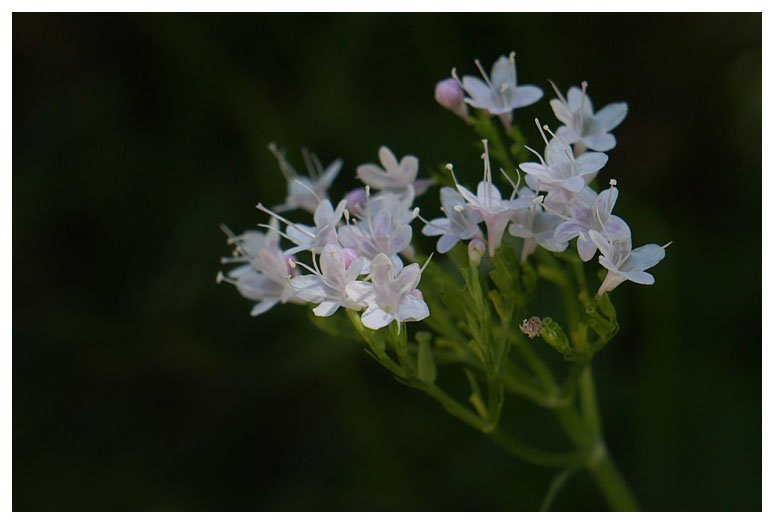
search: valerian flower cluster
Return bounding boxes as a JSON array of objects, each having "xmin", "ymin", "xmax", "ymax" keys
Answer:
[
  {"xmin": 218, "ymin": 51, "xmax": 669, "ymax": 511},
  {"xmin": 219, "ymin": 52, "xmax": 668, "ymax": 328}
]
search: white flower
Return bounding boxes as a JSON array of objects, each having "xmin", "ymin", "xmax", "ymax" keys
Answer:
[
  {"xmin": 268, "ymin": 142, "xmax": 343, "ymax": 213},
  {"xmin": 289, "ymin": 244, "xmax": 365, "ymax": 317},
  {"xmin": 589, "ymin": 230, "xmax": 669, "ymax": 296},
  {"xmin": 507, "ymin": 187, "xmax": 568, "ymax": 261},
  {"xmin": 449, "ymin": 140, "xmax": 530, "ymax": 257},
  {"xmin": 338, "ymin": 189, "xmax": 414, "ymax": 270},
  {"xmin": 550, "ymin": 81, "xmax": 628, "ymax": 152},
  {"xmin": 459, "ymin": 52, "xmax": 542, "ymax": 127},
  {"xmin": 345, "ymin": 253, "xmax": 429, "ymax": 331},
  {"xmin": 519, "ymin": 126, "xmax": 608, "ymax": 202},
  {"xmin": 421, "ymin": 187, "xmax": 483, "ymax": 253},
  {"xmin": 217, "ymin": 218, "xmax": 302, "ymax": 316},
  {"xmin": 553, "ymin": 184, "xmax": 631, "ymax": 261},
  {"xmin": 356, "ymin": 146, "xmax": 432, "ymax": 198},
  {"xmin": 257, "ymin": 198, "xmax": 346, "ymax": 255}
]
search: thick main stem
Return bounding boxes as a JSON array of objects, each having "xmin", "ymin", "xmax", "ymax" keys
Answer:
[
  {"xmin": 568, "ymin": 364, "xmax": 640, "ymax": 511},
  {"xmin": 587, "ymin": 445, "xmax": 639, "ymax": 511}
]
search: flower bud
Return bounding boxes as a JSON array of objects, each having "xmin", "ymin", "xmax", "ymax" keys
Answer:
[
  {"xmin": 344, "ymin": 187, "xmax": 367, "ymax": 215},
  {"xmin": 434, "ymin": 78, "xmax": 469, "ymax": 121},
  {"xmin": 468, "ymin": 239, "xmax": 486, "ymax": 267}
]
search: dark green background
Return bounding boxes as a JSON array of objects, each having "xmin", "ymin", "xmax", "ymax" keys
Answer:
[{"xmin": 13, "ymin": 13, "xmax": 761, "ymax": 510}]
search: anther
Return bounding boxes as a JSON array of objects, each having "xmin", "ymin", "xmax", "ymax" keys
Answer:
[
  {"xmin": 500, "ymin": 83, "xmax": 509, "ymax": 93},
  {"xmin": 453, "ymin": 205, "xmax": 465, "ymax": 212},
  {"xmin": 509, "ymin": 51, "xmax": 516, "ymax": 63},
  {"xmin": 412, "ymin": 207, "xmax": 420, "ymax": 219},
  {"xmin": 609, "ymin": 179, "xmax": 618, "ymax": 187}
]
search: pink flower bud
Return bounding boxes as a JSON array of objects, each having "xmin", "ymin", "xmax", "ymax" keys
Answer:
[
  {"xmin": 344, "ymin": 187, "xmax": 367, "ymax": 214},
  {"xmin": 434, "ymin": 78, "xmax": 469, "ymax": 121},
  {"xmin": 468, "ymin": 239, "xmax": 486, "ymax": 267},
  {"xmin": 342, "ymin": 248, "xmax": 359, "ymax": 270}
]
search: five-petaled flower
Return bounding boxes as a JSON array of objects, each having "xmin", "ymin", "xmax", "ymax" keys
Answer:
[
  {"xmin": 550, "ymin": 81, "xmax": 628, "ymax": 153},
  {"xmin": 345, "ymin": 253, "xmax": 429, "ymax": 331},
  {"xmin": 459, "ymin": 51, "xmax": 543, "ymax": 128}
]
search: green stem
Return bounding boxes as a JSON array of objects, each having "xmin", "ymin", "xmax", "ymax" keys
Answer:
[
  {"xmin": 419, "ymin": 383, "xmax": 581, "ymax": 469},
  {"xmin": 554, "ymin": 366, "xmax": 640, "ymax": 511},
  {"xmin": 588, "ymin": 445, "xmax": 640, "ymax": 511},
  {"xmin": 487, "ymin": 427, "xmax": 584, "ymax": 469},
  {"xmin": 579, "ymin": 365, "xmax": 602, "ymax": 438}
]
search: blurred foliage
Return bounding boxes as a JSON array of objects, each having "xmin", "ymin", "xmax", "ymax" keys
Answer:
[{"xmin": 13, "ymin": 13, "xmax": 761, "ymax": 510}]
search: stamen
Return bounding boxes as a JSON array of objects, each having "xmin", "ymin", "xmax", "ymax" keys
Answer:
[
  {"xmin": 292, "ymin": 179, "xmax": 322, "ymax": 204},
  {"xmin": 415, "ymin": 212, "xmax": 432, "ymax": 226},
  {"xmin": 532, "ymin": 196, "xmax": 544, "ymax": 204},
  {"xmin": 343, "ymin": 209, "xmax": 350, "ymax": 224},
  {"xmin": 216, "ymin": 271, "xmax": 239, "ymax": 286},
  {"xmin": 509, "ymin": 51, "xmax": 516, "ymax": 63},
  {"xmin": 500, "ymin": 83, "xmax": 509, "ymax": 93},
  {"xmin": 256, "ymin": 203, "xmax": 316, "ymax": 239},
  {"xmin": 606, "ymin": 179, "xmax": 617, "ymax": 211},
  {"xmin": 535, "ymin": 118, "xmax": 551, "ymax": 148},
  {"xmin": 547, "ymin": 79, "xmax": 566, "ymax": 103},
  {"xmin": 579, "ymin": 81, "xmax": 589, "ymax": 115},
  {"xmin": 267, "ymin": 142, "xmax": 297, "ymax": 181},
  {"xmin": 420, "ymin": 252, "xmax": 435, "ymax": 273},
  {"xmin": 219, "ymin": 223, "xmax": 238, "ymax": 243},
  {"xmin": 311, "ymin": 152, "xmax": 323, "ymax": 178},
  {"xmin": 524, "ymin": 145, "xmax": 546, "ymax": 166},
  {"xmin": 453, "ymin": 205, "xmax": 465, "ymax": 212},
  {"xmin": 594, "ymin": 203, "xmax": 612, "ymax": 241},
  {"xmin": 412, "ymin": 207, "xmax": 420, "ymax": 219},
  {"xmin": 544, "ymin": 124, "xmax": 575, "ymax": 162},
  {"xmin": 445, "ymin": 163, "xmax": 462, "ymax": 188},
  {"xmin": 301, "ymin": 147, "xmax": 316, "ymax": 180},
  {"xmin": 257, "ymin": 223, "xmax": 304, "ymax": 244},
  {"xmin": 220, "ymin": 256, "xmax": 249, "ymax": 264},
  {"xmin": 474, "ymin": 58, "xmax": 496, "ymax": 93}
]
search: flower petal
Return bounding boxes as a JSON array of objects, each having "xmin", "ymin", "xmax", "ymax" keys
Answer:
[
  {"xmin": 250, "ymin": 298, "xmax": 280, "ymax": 316},
  {"xmin": 397, "ymin": 294, "xmax": 430, "ymax": 323},
  {"xmin": 361, "ymin": 304, "xmax": 394, "ymax": 330},
  {"xmin": 313, "ymin": 300, "xmax": 341, "ymax": 317},
  {"xmin": 507, "ymin": 85, "xmax": 543, "ymax": 109},
  {"xmin": 595, "ymin": 102, "xmax": 628, "ymax": 132}
]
